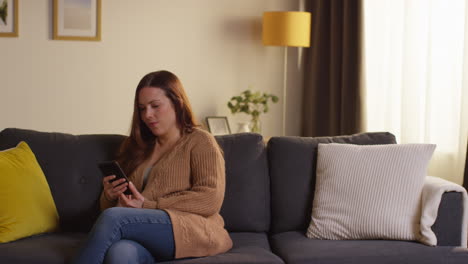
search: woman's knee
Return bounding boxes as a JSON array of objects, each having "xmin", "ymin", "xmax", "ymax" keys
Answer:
[
  {"xmin": 104, "ymin": 240, "xmax": 154, "ymax": 264},
  {"xmin": 98, "ymin": 207, "xmax": 131, "ymax": 224}
]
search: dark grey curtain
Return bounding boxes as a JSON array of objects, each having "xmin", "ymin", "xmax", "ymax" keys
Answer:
[
  {"xmin": 463, "ymin": 141, "xmax": 468, "ymax": 190},
  {"xmin": 302, "ymin": 0, "xmax": 363, "ymax": 137}
]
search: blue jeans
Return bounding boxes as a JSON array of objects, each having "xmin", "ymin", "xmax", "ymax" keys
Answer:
[{"xmin": 72, "ymin": 207, "xmax": 175, "ymax": 264}]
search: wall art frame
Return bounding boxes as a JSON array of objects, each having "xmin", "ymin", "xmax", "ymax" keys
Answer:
[
  {"xmin": 0, "ymin": 0, "xmax": 18, "ymax": 37},
  {"xmin": 53, "ymin": 0, "xmax": 101, "ymax": 41}
]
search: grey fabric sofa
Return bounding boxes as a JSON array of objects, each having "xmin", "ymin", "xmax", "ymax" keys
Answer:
[{"xmin": 0, "ymin": 128, "xmax": 467, "ymax": 264}]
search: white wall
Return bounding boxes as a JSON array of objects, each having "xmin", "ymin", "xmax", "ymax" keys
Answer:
[{"xmin": 0, "ymin": 0, "xmax": 305, "ymax": 138}]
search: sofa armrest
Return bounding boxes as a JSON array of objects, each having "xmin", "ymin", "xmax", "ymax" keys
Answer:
[
  {"xmin": 431, "ymin": 191, "xmax": 464, "ymax": 246},
  {"xmin": 420, "ymin": 176, "xmax": 467, "ymax": 247}
]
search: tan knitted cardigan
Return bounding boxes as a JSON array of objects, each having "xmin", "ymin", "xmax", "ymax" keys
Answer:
[{"xmin": 100, "ymin": 128, "xmax": 233, "ymax": 259}]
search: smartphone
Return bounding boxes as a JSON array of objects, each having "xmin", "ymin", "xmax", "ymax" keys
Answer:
[{"xmin": 98, "ymin": 161, "xmax": 132, "ymax": 195}]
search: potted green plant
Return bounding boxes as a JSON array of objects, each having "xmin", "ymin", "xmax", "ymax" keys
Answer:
[{"xmin": 227, "ymin": 89, "xmax": 279, "ymax": 133}]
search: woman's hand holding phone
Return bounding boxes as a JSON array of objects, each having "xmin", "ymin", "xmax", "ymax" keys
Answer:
[
  {"xmin": 116, "ymin": 182, "xmax": 145, "ymax": 208},
  {"xmin": 98, "ymin": 161, "xmax": 144, "ymax": 206},
  {"xmin": 102, "ymin": 175, "xmax": 129, "ymax": 201}
]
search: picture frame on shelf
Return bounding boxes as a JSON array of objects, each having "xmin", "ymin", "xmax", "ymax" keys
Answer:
[
  {"xmin": 53, "ymin": 0, "xmax": 101, "ymax": 41},
  {"xmin": 0, "ymin": 0, "xmax": 18, "ymax": 38},
  {"xmin": 206, "ymin": 116, "xmax": 231, "ymax": 136}
]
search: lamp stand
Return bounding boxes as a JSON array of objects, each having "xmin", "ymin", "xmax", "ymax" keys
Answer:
[{"xmin": 282, "ymin": 46, "xmax": 288, "ymax": 136}]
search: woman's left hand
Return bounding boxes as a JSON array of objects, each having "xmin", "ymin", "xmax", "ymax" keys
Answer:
[{"xmin": 116, "ymin": 182, "xmax": 145, "ymax": 208}]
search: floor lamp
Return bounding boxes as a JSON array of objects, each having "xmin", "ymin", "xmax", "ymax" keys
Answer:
[{"xmin": 262, "ymin": 11, "xmax": 311, "ymax": 136}]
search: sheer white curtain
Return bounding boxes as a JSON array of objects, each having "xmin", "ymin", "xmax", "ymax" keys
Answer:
[{"xmin": 363, "ymin": 0, "xmax": 468, "ymax": 184}]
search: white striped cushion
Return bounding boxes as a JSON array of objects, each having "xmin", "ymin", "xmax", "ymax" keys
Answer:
[{"xmin": 306, "ymin": 143, "xmax": 436, "ymax": 241}]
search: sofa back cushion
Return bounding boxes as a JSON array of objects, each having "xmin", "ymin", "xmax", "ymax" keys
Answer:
[
  {"xmin": 216, "ymin": 133, "xmax": 270, "ymax": 232},
  {"xmin": 0, "ymin": 129, "xmax": 270, "ymax": 233},
  {"xmin": 0, "ymin": 128, "xmax": 125, "ymax": 232},
  {"xmin": 267, "ymin": 132, "xmax": 397, "ymax": 234}
]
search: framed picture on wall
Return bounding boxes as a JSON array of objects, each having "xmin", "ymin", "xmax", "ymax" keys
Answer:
[
  {"xmin": 0, "ymin": 0, "xmax": 18, "ymax": 37},
  {"xmin": 206, "ymin": 116, "xmax": 231, "ymax": 136},
  {"xmin": 53, "ymin": 0, "xmax": 101, "ymax": 41}
]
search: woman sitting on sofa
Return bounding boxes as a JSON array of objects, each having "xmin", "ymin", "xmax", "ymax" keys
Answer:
[{"xmin": 72, "ymin": 70, "xmax": 232, "ymax": 264}]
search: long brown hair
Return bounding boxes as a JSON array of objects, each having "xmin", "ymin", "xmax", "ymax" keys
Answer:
[{"xmin": 116, "ymin": 70, "xmax": 198, "ymax": 175}]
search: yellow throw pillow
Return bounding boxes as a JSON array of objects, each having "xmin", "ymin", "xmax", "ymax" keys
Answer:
[{"xmin": 0, "ymin": 141, "xmax": 59, "ymax": 243}]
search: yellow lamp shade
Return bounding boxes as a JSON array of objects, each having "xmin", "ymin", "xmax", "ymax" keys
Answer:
[{"xmin": 262, "ymin": 11, "xmax": 311, "ymax": 47}]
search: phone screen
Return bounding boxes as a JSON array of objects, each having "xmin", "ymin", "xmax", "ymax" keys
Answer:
[{"xmin": 98, "ymin": 161, "xmax": 131, "ymax": 195}]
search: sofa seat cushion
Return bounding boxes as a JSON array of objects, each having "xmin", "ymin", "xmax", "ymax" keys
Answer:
[
  {"xmin": 271, "ymin": 231, "xmax": 468, "ymax": 264},
  {"xmin": 0, "ymin": 232, "xmax": 284, "ymax": 264},
  {"xmin": 165, "ymin": 232, "xmax": 284, "ymax": 264},
  {"xmin": 0, "ymin": 232, "xmax": 87, "ymax": 264}
]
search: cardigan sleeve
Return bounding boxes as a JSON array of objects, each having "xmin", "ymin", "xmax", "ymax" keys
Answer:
[
  {"xmin": 99, "ymin": 191, "xmax": 117, "ymax": 211},
  {"xmin": 143, "ymin": 133, "xmax": 225, "ymax": 217}
]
